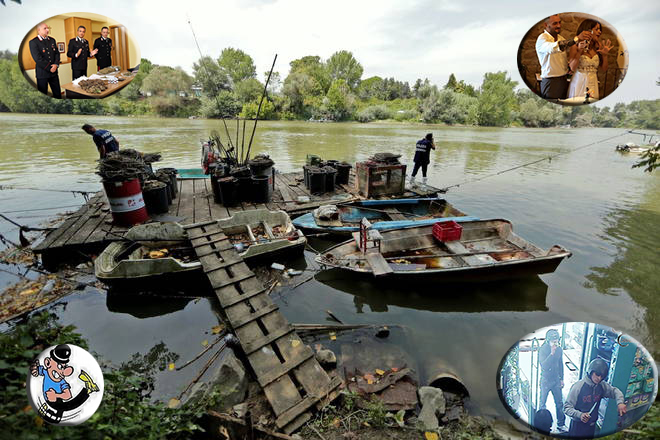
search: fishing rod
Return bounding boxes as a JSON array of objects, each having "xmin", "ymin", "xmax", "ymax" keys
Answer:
[
  {"xmin": 244, "ymin": 54, "xmax": 278, "ymax": 165},
  {"xmin": 0, "ymin": 185, "xmax": 95, "ymax": 199},
  {"xmin": 439, "ymin": 130, "xmax": 630, "ymax": 193}
]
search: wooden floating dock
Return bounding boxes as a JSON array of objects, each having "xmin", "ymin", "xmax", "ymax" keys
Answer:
[
  {"xmin": 32, "ymin": 170, "xmax": 441, "ymax": 267},
  {"xmin": 185, "ymin": 220, "xmax": 342, "ymax": 433}
]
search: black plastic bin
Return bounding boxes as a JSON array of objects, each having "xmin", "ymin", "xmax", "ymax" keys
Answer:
[
  {"xmin": 210, "ymin": 173, "xmax": 221, "ymax": 203},
  {"xmin": 252, "ymin": 176, "xmax": 273, "ymax": 203},
  {"xmin": 335, "ymin": 162, "xmax": 352, "ymax": 185},
  {"xmin": 158, "ymin": 168, "xmax": 179, "ymax": 197},
  {"xmin": 143, "ymin": 181, "xmax": 169, "ymax": 214},
  {"xmin": 323, "ymin": 166, "xmax": 337, "ymax": 192},
  {"xmin": 218, "ymin": 177, "xmax": 239, "ymax": 207},
  {"xmin": 236, "ymin": 176, "xmax": 253, "ymax": 203},
  {"xmin": 307, "ymin": 167, "xmax": 325, "ymax": 194},
  {"xmin": 154, "ymin": 171, "xmax": 173, "ymax": 204}
]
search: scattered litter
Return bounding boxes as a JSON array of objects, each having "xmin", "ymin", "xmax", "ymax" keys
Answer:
[
  {"xmin": 270, "ymin": 263, "xmax": 285, "ymax": 271},
  {"xmin": 285, "ymin": 268, "xmax": 302, "ymax": 276},
  {"xmin": 297, "ymin": 196, "xmax": 310, "ymax": 203}
]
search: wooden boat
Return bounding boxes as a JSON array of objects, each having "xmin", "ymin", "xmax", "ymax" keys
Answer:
[
  {"xmin": 316, "ymin": 219, "xmax": 571, "ymax": 282},
  {"xmin": 293, "ymin": 198, "xmax": 478, "ymax": 236}
]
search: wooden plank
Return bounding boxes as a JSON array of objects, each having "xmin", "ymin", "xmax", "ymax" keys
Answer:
[
  {"xmin": 229, "ymin": 302, "xmax": 279, "ymax": 329},
  {"xmin": 252, "ymin": 352, "xmax": 315, "ymax": 388},
  {"xmin": 194, "ymin": 243, "xmax": 235, "ymax": 258},
  {"xmin": 69, "ymin": 199, "xmax": 110, "ymax": 245},
  {"xmin": 383, "ymin": 207, "xmax": 407, "ymax": 220},
  {"xmin": 177, "ymin": 179, "xmax": 195, "ymax": 222},
  {"xmin": 210, "ymin": 271, "xmax": 255, "ymax": 289},
  {"xmin": 365, "ymin": 252, "xmax": 394, "ymax": 276},
  {"xmin": 33, "ymin": 194, "xmax": 101, "ymax": 251},
  {"xmin": 274, "ymin": 395, "xmax": 319, "ymax": 429},
  {"xmin": 263, "ymin": 376, "xmax": 304, "ymax": 418},
  {"xmin": 194, "ymin": 179, "xmax": 213, "ymax": 223},
  {"xmin": 51, "ymin": 198, "xmax": 106, "ymax": 248},
  {"xmin": 184, "ymin": 220, "xmax": 218, "ymax": 229},
  {"xmin": 241, "ymin": 325, "xmax": 294, "ymax": 355},
  {"xmin": 188, "ymin": 230, "xmax": 226, "ymax": 240},
  {"xmin": 282, "ymin": 412, "xmax": 313, "ymax": 435},
  {"xmin": 202, "ymin": 259, "xmax": 244, "ymax": 273}
]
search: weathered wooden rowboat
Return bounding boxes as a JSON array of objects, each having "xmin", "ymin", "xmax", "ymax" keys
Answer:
[
  {"xmin": 316, "ymin": 219, "xmax": 571, "ymax": 282},
  {"xmin": 293, "ymin": 198, "xmax": 478, "ymax": 236},
  {"xmin": 95, "ymin": 210, "xmax": 306, "ymax": 285}
]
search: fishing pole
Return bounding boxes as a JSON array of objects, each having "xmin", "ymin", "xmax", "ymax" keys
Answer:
[
  {"xmin": 244, "ymin": 54, "xmax": 278, "ymax": 165},
  {"xmin": 439, "ymin": 130, "xmax": 630, "ymax": 193},
  {"xmin": 187, "ymin": 16, "xmax": 239, "ymax": 162},
  {"xmin": 0, "ymin": 185, "xmax": 95, "ymax": 198}
]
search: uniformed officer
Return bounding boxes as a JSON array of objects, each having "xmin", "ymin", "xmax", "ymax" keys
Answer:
[
  {"xmin": 93, "ymin": 26, "xmax": 113, "ymax": 70},
  {"xmin": 82, "ymin": 124, "xmax": 120, "ymax": 159},
  {"xmin": 28, "ymin": 23, "xmax": 62, "ymax": 98},
  {"xmin": 67, "ymin": 26, "xmax": 98, "ymax": 80}
]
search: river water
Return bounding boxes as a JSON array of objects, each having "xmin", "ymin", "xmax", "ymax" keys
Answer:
[{"xmin": 0, "ymin": 113, "xmax": 658, "ymax": 420}]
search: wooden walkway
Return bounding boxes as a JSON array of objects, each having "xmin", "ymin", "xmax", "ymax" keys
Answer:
[
  {"xmin": 185, "ymin": 220, "xmax": 342, "ymax": 433},
  {"xmin": 32, "ymin": 170, "xmax": 441, "ymax": 267}
]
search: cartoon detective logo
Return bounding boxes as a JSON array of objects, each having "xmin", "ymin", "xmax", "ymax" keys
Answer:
[{"xmin": 26, "ymin": 344, "xmax": 103, "ymax": 425}]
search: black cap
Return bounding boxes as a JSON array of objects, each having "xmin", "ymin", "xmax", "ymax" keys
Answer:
[
  {"xmin": 425, "ymin": 133, "xmax": 433, "ymax": 141},
  {"xmin": 50, "ymin": 344, "xmax": 71, "ymax": 364}
]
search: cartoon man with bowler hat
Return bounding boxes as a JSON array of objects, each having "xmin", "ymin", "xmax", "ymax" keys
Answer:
[{"xmin": 30, "ymin": 344, "xmax": 99, "ymax": 424}]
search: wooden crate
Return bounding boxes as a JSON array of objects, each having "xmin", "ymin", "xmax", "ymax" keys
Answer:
[{"xmin": 355, "ymin": 162, "xmax": 406, "ymax": 198}]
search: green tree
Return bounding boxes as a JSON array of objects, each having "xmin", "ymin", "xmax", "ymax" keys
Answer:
[
  {"xmin": 325, "ymin": 78, "xmax": 355, "ymax": 120},
  {"xmin": 240, "ymin": 98, "xmax": 276, "ymax": 119},
  {"xmin": 282, "ymin": 70, "xmax": 324, "ymax": 117},
  {"xmin": 140, "ymin": 66, "xmax": 193, "ymax": 96},
  {"xmin": 117, "ymin": 58, "xmax": 153, "ymax": 100},
  {"xmin": 289, "ymin": 55, "xmax": 331, "ymax": 93},
  {"xmin": 233, "ymin": 78, "xmax": 263, "ymax": 105},
  {"xmin": 477, "ymin": 71, "xmax": 517, "ymax": 126},
  {"xmin": 200, "ymin": 90, "xmax": 240, "ymax": 118},
  {"xmin": 357, "ymin": 76, "xmax": 384, "ymax": 100},
  {"xmin": 444, "ymin": 73, "xmax": 458, "ymax": 90},
  {"xmin": 218, "ymin": 48, "xmax": 256, "ymax": 85},
  {"xmin": 326, "ymin": 50, "xmax": 363, "ymax": 90},
  {"xmin": 193, "ymin": 55, "xmax": 230, "ymax": 95}
]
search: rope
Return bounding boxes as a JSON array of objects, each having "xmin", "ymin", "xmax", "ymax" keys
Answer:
[
  {"xmin": 0, "ymin": 214, "xmax": 55, "ymax": 232},
  {"xmin": 439, "ymin": 130, "xmax": 630, "ymax": 193},
  {"xmin": 0, "ymin": 185, "xmax": 95, "ymax": 198},
  {"xmin": 1, "ymin": 204, "xmax": 83, "ymax": 214}
]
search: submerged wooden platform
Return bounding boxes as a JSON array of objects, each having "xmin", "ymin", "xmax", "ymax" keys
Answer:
[
  {"xmin": 32, "ymin": 170, "xmax": 442, "ymax": 266},
  {"xmin": 185, "ymin": 220, "xmax": 341, "ymax": 433}
]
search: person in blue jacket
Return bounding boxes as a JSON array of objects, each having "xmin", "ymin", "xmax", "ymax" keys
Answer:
[
  {"xmin": 410, "ymin": 133, "xmax": 435, "ymax": 186},
  {"xmin": 82, "ymin": 124, "xmax": 120, "ymax": 158}
]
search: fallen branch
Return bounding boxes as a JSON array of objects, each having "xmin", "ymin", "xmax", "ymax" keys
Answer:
[
  {"xmin": 176, "ymin": 335, "xmax": 225, "ymax": 371},
  {"xmin": 177, "ymin": 343, "xmax": 227, "ymax": 399}
]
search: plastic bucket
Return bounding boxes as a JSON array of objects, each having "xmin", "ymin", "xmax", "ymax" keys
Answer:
[
  {"xmin": 308, "ymin": 168, "xmax": 326, "ymax": 194},
  {"xmin": 219, "ymin": 177, "xmax": 239, "ymax": 207},
  {"xmin": 323, "ymin": 166, "xmax": 337, "ymax": 192},
  {"xmin": 210, "ymin": 172, "xmax": 221, "ymax": 203},
  {"xmin": 237, "ymin": 176, "xmax": 253, "ymax": 202},
  {"xmin": 143, "ymin": 181, "xmax": 169, "ymax": 214},
  {"xmin": 155, "ymin": 171, "xmax": 173, "ymax": 204},
  {"xmin": 159, "ymin": 168, "xmax": 178, "ymax": 196},
  {"xmin": 251, "ymin": 175, "xmax": 272, "ymax": 203},
  {"xmin": 102, "ymin": 178, "xmax": 149, "ymax": 226},
  {"xmin": 336, "ymin": 162, "xmax": 352, "ymax": 185}
]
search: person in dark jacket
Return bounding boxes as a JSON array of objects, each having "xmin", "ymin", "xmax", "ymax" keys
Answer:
[
  {"xmin": 82, "ymin": 124, "xmax": 120, "ymax": 158},
  {"xmin": 564, "ymin": 358, "xmax": 626, "ymax": 438},
  {"xmin": 538, "ymin": 328, "xmax": 567, "ymax": 432},
  {"xmin": 93, "ymin": 27, "xmax": 113, "ymax": 70},
  {"xmin": 28, "ymin": 23, "xmax": 62, "ymax": 98},
  {"xmin": 410, "ymin": 133, "xmax": 435, "ymax": 186},
  {"xmin": 67, "ymin": 26, "xmax": 98, "ymax": 80}
]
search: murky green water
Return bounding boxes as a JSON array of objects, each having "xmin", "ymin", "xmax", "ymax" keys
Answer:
[{"xmin": 1, "ymin": 113, "xmax": 658, "ymax": 419}]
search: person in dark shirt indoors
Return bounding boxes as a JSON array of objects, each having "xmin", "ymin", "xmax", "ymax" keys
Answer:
[{"xmin": 538, "ymin": 328, "xmax": 568, "ymax": 433}]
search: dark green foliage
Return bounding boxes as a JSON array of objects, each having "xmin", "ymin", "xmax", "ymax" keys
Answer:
[{"xmin": 0, "ymin": 311, "xmax": 206, "ymax": 439}]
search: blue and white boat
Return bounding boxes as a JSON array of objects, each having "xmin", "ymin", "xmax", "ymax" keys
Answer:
[{"xmin": 293, "ymin": 198, "xmax": 478, "ymax": 236}]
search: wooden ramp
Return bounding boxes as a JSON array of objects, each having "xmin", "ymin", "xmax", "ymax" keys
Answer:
[{"xmin": 184, "ymin": 220, "xmax": 342, "ymax": 434}]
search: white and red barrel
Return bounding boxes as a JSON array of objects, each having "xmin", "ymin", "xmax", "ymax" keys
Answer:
[{"xmin": 102, "ymin": 178, "xmax": 149, "ymax": 226}]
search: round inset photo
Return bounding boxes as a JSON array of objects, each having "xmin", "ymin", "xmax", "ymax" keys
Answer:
[
  {"xmin": 26, "ymin": 344, "xmax": 104, "ymax": 425},
  {"xmin": 18, "ymin": 12, "xmax": 141, "ymax": 99},
  {"xmin": 517, "ymin": 12, "xmax": 629, "ymax": 105},
  {"xmin": 497, "ymin": 323, "xmax": 657, "ymax": 438}
]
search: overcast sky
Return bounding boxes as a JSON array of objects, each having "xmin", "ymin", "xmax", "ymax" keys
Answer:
[{"xmin": 2, "ymin": 0, "xmax": 659, "ymax": 104}]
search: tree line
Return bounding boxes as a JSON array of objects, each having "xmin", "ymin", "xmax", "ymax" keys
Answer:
[{"xmin": 0, "ymin": 48, "xmax": 657, "ymax": 129}]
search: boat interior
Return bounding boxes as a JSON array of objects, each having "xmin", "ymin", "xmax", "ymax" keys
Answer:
[{"xmin": 337, "ymin": 199, "xmax": 465, "ymax": 224}]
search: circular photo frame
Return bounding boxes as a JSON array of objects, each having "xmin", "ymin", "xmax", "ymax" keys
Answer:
[
  {"xmin": 517, "ymin": 12, "xmax": 629, "ymax": 106},
  {"xmin": 18, "ymin": 12, "xmax": 141, "ymax": 99},
  {"xmin": 497, "ymin": 322, "xmax": 657, "ymax": 438}
]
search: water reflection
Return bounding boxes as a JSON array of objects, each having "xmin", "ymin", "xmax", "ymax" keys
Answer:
[
  {"xmin": 316, "ymin": 270, "xmax": 548, "ymax": 314},
  {"xmin": 106, "ymin": 291, "xmax": 196, "ymax": 319}
]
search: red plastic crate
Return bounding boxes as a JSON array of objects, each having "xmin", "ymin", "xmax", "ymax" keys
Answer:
[{"xmin": 432, "ymin": 220, "xmax": 462, "ymax": 242}]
